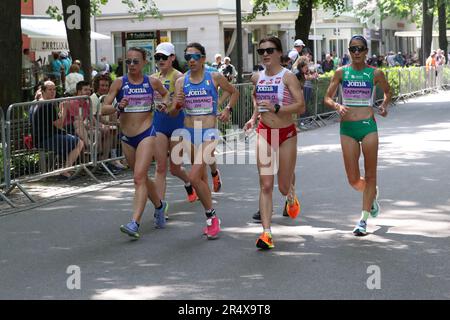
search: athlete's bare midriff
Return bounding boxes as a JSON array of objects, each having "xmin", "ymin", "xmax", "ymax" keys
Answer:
[
  {"xmin": 120, "ymin": 112, "xmax": 153, "ymax": 136},
  {"xmin": 184, "ymin": 114, "xmax": 217, "ymax": 128},
  {"xmin": 341, "ymin": 106, "xmax": 374, "ymax": 122}
]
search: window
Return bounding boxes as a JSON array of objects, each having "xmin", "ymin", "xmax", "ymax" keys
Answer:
[{"xmin": 172, "ymin": 30, "xmax": 187, "ymax": 62}]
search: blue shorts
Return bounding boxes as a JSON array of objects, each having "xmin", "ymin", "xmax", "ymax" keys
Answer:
[
  {"xmin": 153, "ymin": 111, "xmax": 185, "ymax": 138},
  {"xmin": 120, "ymin": 125, "xmax": 156, "ymax": 149},
  {"xmin": 177, "ymin": 127, "xmax": 220, "ymax": 146},
  {"xmin": 39, "ymin": 134, "xmax": 79, "ymax": 157}
]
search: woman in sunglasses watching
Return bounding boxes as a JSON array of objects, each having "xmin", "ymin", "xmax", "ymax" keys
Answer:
[
  {"xmin": 324, "ymin": 35, "xmax": 391, "ymax": 236},
  {"xmin": 170, "ymin": 42, "xmax": 239, "ymax": 240},
  {"xmin": 151, "ymin": 42, "xmax": 198, "ymax": 205},
  {"xmin": 102, "ymin": 46, "xmax": 170, "ymax": 239},
  {"xmin": 243, "ymin": 36, "xmax": 305, "ymax": 250}
]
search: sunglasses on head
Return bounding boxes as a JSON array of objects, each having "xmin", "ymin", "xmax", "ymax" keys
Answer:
[
  {"xmin": 154, "ymin": 54, "xmax": 170, "ymax": 61},
  {"xmin": 125, "ymin": 58, "xmax": 140, "ymax": 65},
  {"xmin": 257, "ymin": 47, "xmax": 277, "ymax": 55},
  {"xmin": 184, "ymin": 53, "xmax": 203, "ymax": 61},
  {"xmin": 348, "ymin": 46, "xmax": 367, "ymax": 53}
]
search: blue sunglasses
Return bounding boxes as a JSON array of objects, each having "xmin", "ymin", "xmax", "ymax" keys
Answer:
[{"xmin": 184, "ymin": 53, "xmax": 203, "ymax": 61}]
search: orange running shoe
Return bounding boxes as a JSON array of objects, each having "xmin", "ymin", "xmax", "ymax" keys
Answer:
[
  {"xmin": 256, "ymin": 232, "xmax": 274, "ymax": 249},
  {"xmin": 212, "ymin": 169, "xmax": 222, "ymax": 192},
  {"xmin": 286, "ymin": 195, "xmax": 301, "ymax": 219},
  {"xmin": 187, "ymin": 189, "xmax": 198, "ymax": 202}
]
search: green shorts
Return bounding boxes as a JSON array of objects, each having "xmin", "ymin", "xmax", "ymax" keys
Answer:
[{"xmin": 340, "ymin": 118, "xmax": 378, "ymax": 142}]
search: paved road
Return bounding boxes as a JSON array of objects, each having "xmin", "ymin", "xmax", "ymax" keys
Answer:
[{"xmin": 1, "ymin": 91, "xmax": 449, "ymax": 300}]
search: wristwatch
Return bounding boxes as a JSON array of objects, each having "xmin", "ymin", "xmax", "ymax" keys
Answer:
[{"xmin": 274, "ymin": 103, "xmax": 280, "ymax": 114}]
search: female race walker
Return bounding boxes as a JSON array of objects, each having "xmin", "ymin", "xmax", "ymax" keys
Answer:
[
  {"xmin": 244, "ymin": 36, "xmax": 304, "ymax": 249},
  {"xmin": 170, "ymin": 42, "xmax": 239, "ymax": 240},
  {"xmin": 324, "ymin": 35, "xmax": 391, "ymax": 236},
  {"xmin": 151, "ymin": 42, "xmax": 198, "ymax": 204},
  {"xmin": 102, "ymin": 47, "xmax": 170, "ymax": 239}
]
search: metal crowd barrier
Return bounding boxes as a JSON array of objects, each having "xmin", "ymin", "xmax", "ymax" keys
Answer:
[
  {"xmin": 3, "ymin": 96, "xmax": 99, "ymax": 203},
  {"xmin": 92, "ymin": 95, "xmax": 125, "ymax": 179},
  {"xmin": 1, "ymin": 107, "xmax": 15, "ymax": 207}
]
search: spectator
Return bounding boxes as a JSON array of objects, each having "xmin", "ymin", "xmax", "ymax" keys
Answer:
[
  {"xmin": 288, "ymin": 39, "xmax": 305, "ymax": 68},
  {"xmin": 219, "ymin": 56, "xmax": 237, "ymax": 82},
  {"xmin": 50, "ymin": 52, "xmax": 64, "ymax": 78},
  {"xmin": 115, "ymin": 58, "xmax": 124, "ymax": 77},
  {"xmin": 211, "ymin": 53, "xmax": 223, "ymax": 70},
  {"xmin": 342, "ymin": 53, "xmax": 350, "ymax": 65},
  {"xmin": 74, "ymin": 59, "xmax": 85, "ymax": 76},
  {"xmin": 99, "ymin": 57, "xmax": 111, "ymax": 74},
  {"xmin": 22, "ymin": 48, "xmax": 32, "ymax": 70},
  {"xmin": 30, "ymin": 81, "xmax": 84, "ymax": 180},
  {"xmin": 287, "ymin": 50, "xmax": 299, "ymax": 69},
  {"xmin": 321, "ymin": 53, "xmax": 334, "ymax": 73},
  {"xmin": 293, "ymin": 55, "xmax": 318, "ymax": 109},
  {"xmin": 386, "ymin": 51, "xmax": 396, "ymax": 67},
  {"xmin": 332, "ymin": 52, "xmax": 340, "ymax": 69},
  {"xmin": 394, "ymin": 51, "xmax": 405, "ymax": 67},
  {"xmin": 59, "ymin": 50, "xmax": 72, "ymax": 75},
  {"xmin": 425, "ymin": 51, "xmax": 437, "ymax": 72},
  {"xmin": 368, "ymin": 54, "xmax": 378, "ymax": 67},
  {"xmin": 281, "ymin": 54, "xmax": 291, "ymax": 68},
  {"xmin": 60, "ymin": 81, "xmax": 93, "ymax": 150},
  {"xmin": 65, "ymin": 63, "xmax": 85, "ymax": 96},
  {"xmin": 91, "ymin": 74, "xmax": 124, "ymax": 170}
]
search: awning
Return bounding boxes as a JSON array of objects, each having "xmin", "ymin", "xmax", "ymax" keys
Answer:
[
  {"xmin": 21, "ymin": 15, "xmax": 110, "ymax": 40},
  {"xmin": 395, "ymin": 30, "xmax": 450, "ymax": 37}
]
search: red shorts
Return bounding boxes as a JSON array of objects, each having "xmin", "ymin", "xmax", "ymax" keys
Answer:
[{"xmin": 256, "ymin": 121, "xmax": 297, "ymax": 147}]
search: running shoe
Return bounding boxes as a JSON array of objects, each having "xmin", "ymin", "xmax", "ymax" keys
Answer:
[
  {"xmin": 212, "ymin": 169, "xmax": 222, "ymax": 192},
  {"xmin": 203, "ymin": 215, "xmax": 221, "ymax": 240},
  {"xmin": 352, "ymin": 220, "xmax": 368, "ymax": 236},
  {"xmin": 286, "ymin": 195, "xmax": 301, "ymax": 219},
  {"xmin": 120, "ymin": 221, "xmax": 140, "ymax": 239},
  {"xmin": 185, "ymin": 185, "xmax": 199, "ymax": 203},
  {"xmin": 256, "ymin": 232, "xmax": 274, "ymax": 249},
  {"xmin": 154, "ymin": 201, "xmax": 168, "ymax": 229},
  {"xmin": 370, "ymin": 186, "xmax": 380, "ymax": 218}
]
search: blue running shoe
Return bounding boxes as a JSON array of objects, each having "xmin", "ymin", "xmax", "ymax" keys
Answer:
[
  {"xmin": 370, "ymin": 186, "xmax": 380, "ymax": 218},
  {"xmin": 154, "ymin": 201, "xmax": 168, "ymax": 229},
  {"xmin": 353, "ymin": 220, "xmax": 368, "ymax": 236},
  {"xmin": 120, "ymin": 221, "xmax": 140, "ymax": 239}
]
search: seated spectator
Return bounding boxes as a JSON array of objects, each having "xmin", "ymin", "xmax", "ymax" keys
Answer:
[
  {"xmin": 60, "ymin": 81, "xmax": 93, "ymax": 149},
  {"xmin": 65, "ymin": 64, "xmax": 84, "ymax": 96},
  {"xmin": 31, "ymin": 81, "xmax": 84, "ymax": 180}
]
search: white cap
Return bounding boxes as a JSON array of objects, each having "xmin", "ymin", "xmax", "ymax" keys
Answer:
[
  {"xmin": 224, "ymin": 56, "xmax": 231, "ymax": 62},
  {"xmin": 155, "ymin": 42, "xmax": 175, "ymax": 56},
  {"xmin": 288, "ymin": 50, "xmax": 299, "ymax": 61},
  {"xmin": 294, "ymin": 39, "xmax": 305, "ymax": 47},
  {"xmin": 214, "ymin": 53, "xmax": 222, "ymax": 59}
]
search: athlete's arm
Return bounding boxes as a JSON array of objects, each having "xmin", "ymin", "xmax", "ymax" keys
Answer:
[
  {"xmin": 167, "ymin": 76, "xmax": 185, "ymax": 116},
  {"xmin": 102, "ymin": 78, "xmax": 123, "ymax": 115},
  {"xmin": 214, "ymin": 72, "xmax": 239, "ymax": 123},
  {"xmin": 324, "ymin": 68, "xmax": 348, "ymax": 116},
  {"xmin": 276, "ymin": 72, "xmax": 304, "ymax": 116},
  {"xmin": 374, "ymin": 69, "xmax": 392, "ymax": 117},
  {"xmin": 243, "ymin": 72, "xmax": 260, "ymax": 131},
  {"xmin": 150, "ymin": 77, "xmax": 170, "ymax": 112}
]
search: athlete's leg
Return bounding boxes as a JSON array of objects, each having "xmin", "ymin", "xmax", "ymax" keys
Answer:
[
  {"xmin": 340, "ymin": 135, "xmax": 366, "ymax": 192},
  {"xmin": 168, "ymin": 139, "xmax": 190, "ymax": 184},
  {"xmin": 154, "ymin": 133, "xmax": 170, "ymax": 199},
  {"xmin": 130, "ymin": 137, "xmax": 160, "ymax": 223},
  {"xmin": 189, "ymin": 142, "xmax": 213, "ymax": 210},
  {"xmin": 257, "ymin": 135, "xmax": 275, "ymax": 230},
  {"xmin": 361, "ymin": 132, "xmax": 379, "ymax": 212}
]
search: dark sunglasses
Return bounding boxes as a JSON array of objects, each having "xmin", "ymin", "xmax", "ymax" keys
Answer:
[
  {"xmin": 257, "ymin": 47, "xmax": 277, "ymax": 55},
  {"xmin": 125, "ymin": 58, "xmax": 141, "ymax": 65},
  {"xmin": 348, "ymin": 46, "xmax": 367, "ymax": 53},
  {"xmin": 154, "ymin": 54, "xmax": 170, "ymax": 61},
  {"xmin": 184, "ymin": 53, "xmax": 203, "ymax": 61}
]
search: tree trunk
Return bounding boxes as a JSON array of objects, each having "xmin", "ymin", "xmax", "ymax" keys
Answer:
[
  {"xmin": 421, "ymin": 0, "xmax": 434, "ymax": 65},
  {"xmin": 294, "ymin": 0, "xmax": 313, "ymax": 51},
  {"xmin": 62, "ymin": 0, "xmax": 92, "ymax": 83},
  {"xmin": 0, "ymin": 0, "xmax": 22, "ymax": 111},
  {"xmin": 438, "ymin": 0, "xmax": 448, "ymax": 59}
]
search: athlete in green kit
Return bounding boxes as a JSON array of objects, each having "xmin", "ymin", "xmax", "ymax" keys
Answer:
[{"xmin": 324, "ymin": 35, "xmax": 392, "ymax": 236}]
